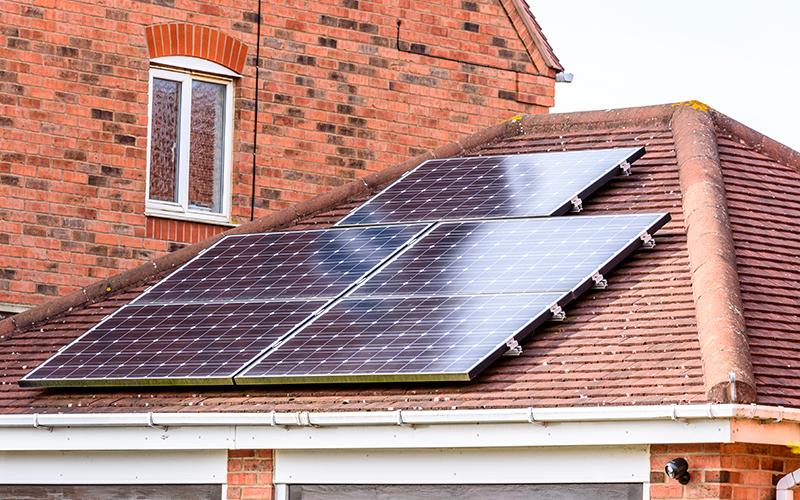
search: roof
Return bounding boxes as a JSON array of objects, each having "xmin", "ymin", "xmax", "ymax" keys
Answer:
[
  {"xmin": 3, "ymin": 101, "xmax": 800, "ymax": 414},
  {"xmin": 506, "ymin": 0, "xmax": 564, "ymax": 73}
]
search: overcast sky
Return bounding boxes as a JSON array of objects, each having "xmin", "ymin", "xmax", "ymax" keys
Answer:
[{"xmin": 529, "ymin": 1, "xmax": 800, "ymax": 151}]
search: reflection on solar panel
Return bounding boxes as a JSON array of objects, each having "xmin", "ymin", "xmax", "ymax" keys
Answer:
[
  {"xmin": 236, "ymin": 213, "xmax": 670, "ymax": 384},
  {"xmin": 335, "ymin": 147, "xmax": 644, "ymax": 226},
  {"xmin": 352, "ymin": 215, "xmax": 662, "ymax": 298},
  {"xmin": 20, "ymin": 225, "xmax": 428, "ymax": 387},
  {"xmin": 140, "ymin": 224, "xmax": 429, "ymax": 304}
]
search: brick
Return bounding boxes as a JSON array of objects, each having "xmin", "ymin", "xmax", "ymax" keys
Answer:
[{"xmin": 240, "ymin": 487, "xmax": 273, "ymax": 500}]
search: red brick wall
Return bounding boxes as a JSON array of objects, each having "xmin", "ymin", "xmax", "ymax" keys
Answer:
[
  {"xmin": 227, "ymin": 444, "xmax": 800, "ymax": 500},
  {"xmin": 228, "ymin": 449, "xmax": 274, "ymax": 500},
  {"xmin": 651, "ymin": 443, "xmax": 800, "ymax": 500},
  {"xmin": 0, "ymin": 0, "xmax": 557, "ymax": 308}
]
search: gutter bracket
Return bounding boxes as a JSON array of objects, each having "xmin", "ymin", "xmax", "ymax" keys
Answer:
[
  {"xmin": 33, "ymin": 413, "xmax": 53, "ymax": 433},
  {"xmin": 270, "ymin": 410, "xmax": 289, "ymax": 431},
  {"xmin": 528, "ymin": 407, "xmax": 546, "ymax": 427},
  {"xmin": 396, "ymin": 410, "xmax": 414, "ymax": 429},
  {"xmin": 147, "ymin": 412, "xmax": 168, "ymax": 432},
  {"xmin": 297, "ymin": 411, "xmax": 319, "ymax": 428},
  {"xmin": 670, "ymin": 404, "xmax": 689, "ymax": 424},
  {"xmin": 620, "ymin": 160, "xmax": 632, "ymax": 176},
  {"xmin": 570, "ymin": 196, "xmax": 583, "ymax": 212},
  {"xmin": 763, "ymin": 406, "xmax": 784, "ymax": 425}
]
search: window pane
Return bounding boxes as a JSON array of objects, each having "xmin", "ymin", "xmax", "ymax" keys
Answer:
[
  {"xmin": 189, "ymin": 81, "xmax": 225, "ymax": 214},
  {"xmin": 149, "ymin": 78, "xmax": 180, "ymax": 203}
]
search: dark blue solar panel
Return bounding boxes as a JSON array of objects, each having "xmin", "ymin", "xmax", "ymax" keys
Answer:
[
  {"xmin": 335, "ymin": 147, "xmax": 644, "ymax": 226},
  {"xmin": 139, "ymin": 224, "xmax": 428, "ymax": 304},
  {"xmin": 352, "ymin": 214, "xmax": 669, "ymax": 298},
  {"xmin": 236, "ymin": 213, "xmax": 670, "ymax": 384},
  {"xmin": 235, "ymin": 294, "xmax": 562, "ymax": 384},
  {"xmin": 22, "ymin": 300, "xmax": 326, "ymax": 386},
  {"xmin": 20, "ymin": 224, "xmax": 429, "ymax": 387}
]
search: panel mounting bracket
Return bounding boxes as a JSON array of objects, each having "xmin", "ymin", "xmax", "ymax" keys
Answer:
[
  {"xmin": 640, "ymin": 231, "xmax": 655, "ymax": 248},
  {"xmin": 591, "ymin": 272, "xmax": 607, "ymax": 289},
  {"xmin": 620, "ymin": 160, "xmax": 632, "ymax": 176},
  {"xmin": 569, "ymin": 196, "xmax": 583, "ymax": 212},
  {"xmin": 549, "ymin": 304, "xmax": 565, "ymax": 321},
  {"xmin": 503, "ymin": 338, "xmax": 522, "ymax": 356}
]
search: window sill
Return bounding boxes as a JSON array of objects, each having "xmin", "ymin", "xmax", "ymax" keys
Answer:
[{"xmin": 145, "ymin": 207, "xmax": 238, "ymax": 227}]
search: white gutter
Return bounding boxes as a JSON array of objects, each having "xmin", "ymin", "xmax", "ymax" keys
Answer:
[
  {"xmin": 778, "ymin": 468, "xmax": 800, "ymax": 500},
  {"xmin": 0, "ymin": 403, "xmax": 793, "ymax": 430}
]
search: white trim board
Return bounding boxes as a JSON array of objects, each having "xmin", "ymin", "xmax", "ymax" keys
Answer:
[
  {"xmin": 274, "ymin": 445, "xmax": 650, "ymax": 484},
  {"xmin": 0, "ymin": 450, "xmax": 227, "ymax": 484},
  {"xmin": 0, "ymin": 418, "xmax": 727, "ymax": 452}
]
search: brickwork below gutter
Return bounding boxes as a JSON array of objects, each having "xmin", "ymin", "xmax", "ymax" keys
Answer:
[{"xmin": 670, "ymin": 103, "xmax": 755, "ymax": 403}]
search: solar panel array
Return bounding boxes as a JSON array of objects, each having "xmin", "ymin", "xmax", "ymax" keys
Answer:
[
  {"xmin": 21, "ymin": 147, "xmax": 669, "ymax": 388},
  {"xmin": 238, "ymin": 213, "xmax": 670, "ymax": 383},
  {"xmin": 335, "ymin": 147, "xmax": 644, "ymax": 226},
  {"xmin": 21, "ymin": 225, "xmax": 428, "ymax": 386}
]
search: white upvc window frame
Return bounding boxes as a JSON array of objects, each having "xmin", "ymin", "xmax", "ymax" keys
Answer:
[{"xmin": 145, "ymin": 64, "xmax": 235, "ymax": 226}]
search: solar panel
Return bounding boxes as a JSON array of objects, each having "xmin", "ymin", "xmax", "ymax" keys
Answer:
[
  {"xmin": 236, "ymin": 213, "xmax": 670, "ymax": 384},
  {"xmin": 351, "ymin": 214, "xmax": 667, "ymax": 298},
  {"xmin": 20, "ymin": 224, "xmax": 429, "ymax": 387},
  {"xmin": 20, "ymin": 300, "xmax": 326, "ymax": 386},
  {"xmin": 140, "ymin": 224, "xmax": 429, "ymax": 304},
  {"xmin": 335, "ymin": 147, "xmax": 644, "ymax": 226},
  {"xmin": 234, "ymin": 294, "xmax": 562, "ymax": 384}
]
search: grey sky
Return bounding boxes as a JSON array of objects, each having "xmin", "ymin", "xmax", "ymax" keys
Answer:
[{"xmin": 530, "ymin": 1, "xmax": 800, "ymax": 151}]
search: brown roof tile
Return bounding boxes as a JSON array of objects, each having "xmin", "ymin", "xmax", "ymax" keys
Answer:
[
  {"xmin": 717, "ymin": 136, "xmax": 800, "ymax": 407},
  {"xmin": 4, "ymin": 102, "xmax": 799, "ymax": 414}
]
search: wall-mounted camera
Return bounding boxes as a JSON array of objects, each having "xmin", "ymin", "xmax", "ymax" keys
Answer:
[{"xmin": 665, "ymin": 458, "xmax": 690, "ymax": 485}]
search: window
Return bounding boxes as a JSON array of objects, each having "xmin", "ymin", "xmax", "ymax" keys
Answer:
[{"xmin": 146, "ymin": 66, "xmax": 234, "ymax": 225}]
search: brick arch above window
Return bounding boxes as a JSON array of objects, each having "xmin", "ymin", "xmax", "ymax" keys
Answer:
[{"xmin": 145, "ymin": 23, "xmax": 248, "ymax": 75}]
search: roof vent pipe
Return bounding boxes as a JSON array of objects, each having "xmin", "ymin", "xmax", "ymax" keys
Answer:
[
  {"xmin": 555, "ymin": 72, "xmax": 574, "ymax": 83},
  {"xmin": 777, "ymin": 468, "xmax": 800, "ymax": 500}
]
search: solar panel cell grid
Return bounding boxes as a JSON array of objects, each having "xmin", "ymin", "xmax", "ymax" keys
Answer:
[
  {"xmin": 138, "ymin": 224, "xmax": 427, "ymax": 304},
  {"xmin": 336, "ymin": 147, "xmax": 644, "ymax": 226},
  {"xmin": 352, "ymin": 214, "xmax": 665, "ymax": 298},
  {"xmin": 236, "ymin": 294, "xmax": 561, "ymax": 383},
  {"xmin": 24, "ymin": 300, "xmax": 328, "ymax": 385}
]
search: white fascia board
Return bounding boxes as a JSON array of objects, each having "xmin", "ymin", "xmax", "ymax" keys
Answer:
[
  {"xmin": 0, "ymin": 404, "xmax": 795, "ymax": 452},
  {"xmin": 0, "ymin": 424, "xmax": 235, "ymax": 452},
  {"xmin": 274, "ymin": 445, "xmax": 650, "ymax": 484},
  {"xmin": 0, "ymin": 449, "xmax": 227, "ymax": 484},
  {"xmin": 237, "ymin": 418, "xmax": 729, "ymax": 451}
]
